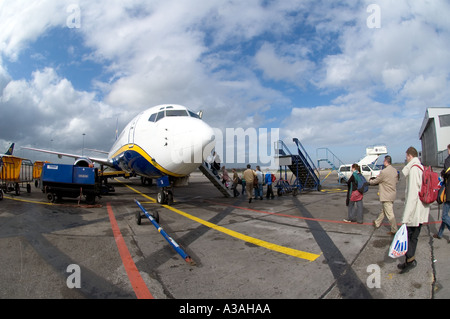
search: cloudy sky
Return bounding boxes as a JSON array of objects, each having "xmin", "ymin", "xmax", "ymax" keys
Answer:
[{"xmin": 1, "ymin": 0, "xmax": 449, "ymax": 165}]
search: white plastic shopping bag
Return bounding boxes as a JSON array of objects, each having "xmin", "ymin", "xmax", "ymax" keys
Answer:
[{"xmin": 388, "ymin": 224, "xmax": 408, "ymax": 258}]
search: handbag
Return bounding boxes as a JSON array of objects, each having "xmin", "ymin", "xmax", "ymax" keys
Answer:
[
  {"xmin": 253, "ymin": 175, "xmax": 258, "ymax": 188},
  {"xmin": 350, "ymin": 190, "xmax": 363, "ymax": 202},
  {"xmin": 388, "ymin": 224, "xmax": 408, "ymax": 258},
  {"xmin": 437, "ymin": 167, "xmax": 450, "ymax": 204}
]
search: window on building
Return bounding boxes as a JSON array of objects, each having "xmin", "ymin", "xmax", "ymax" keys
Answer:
[{"xmin": 439, "ymin": 114, "xmax": 450, "ymax": 127}]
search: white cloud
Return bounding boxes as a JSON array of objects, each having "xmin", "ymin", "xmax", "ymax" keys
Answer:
[
  {"xmin": 0, "ymin": 0, "xmax": 449, "ymax": 163},
  {"xmin": 0, "ymin": 67, "xmax": 115, "ymax": 154},
  {"xmin": 254, "ymin": 42, "xmax": 315, "ymax": 87},
  {"xmin": 0, "ymin": 0, "xmax": 67, "ymax": 60}
]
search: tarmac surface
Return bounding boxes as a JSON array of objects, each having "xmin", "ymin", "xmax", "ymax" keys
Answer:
[{"xmin": 0, "ymin": 164, "xmax": 448, "ymax": 300}]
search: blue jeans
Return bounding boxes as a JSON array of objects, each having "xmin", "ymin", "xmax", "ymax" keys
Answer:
[
  {"xmin": 348, "ymin": 200, "xmax": 363, "ymax": 223},
  {"xmin": 254, "ymin": 183, "xmax": 263, "ymax": 199},
  {"xmin": 438, "ymin": 202, "xmax": 450, "ymax": 237}
]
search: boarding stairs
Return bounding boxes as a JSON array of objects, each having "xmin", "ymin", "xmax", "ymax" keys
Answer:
[
  {"xmin": 199, "ymin": 163, "xmax": 234, "ymax": 198},
  {"xmin": 316, "ymin": 148, "xmax": 348, "ymax": 183},
  {"xmin": 275, "ymin": 139, "xmax": 321, "ymax": 191}
]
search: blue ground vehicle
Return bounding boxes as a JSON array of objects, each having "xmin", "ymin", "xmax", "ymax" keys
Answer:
[{"xmin": 41, "ymin": 163, "xmax": 101, "ymax": 204}]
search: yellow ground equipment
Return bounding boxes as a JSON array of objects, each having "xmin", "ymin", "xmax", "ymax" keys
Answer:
[{"xmin": 0, "ymin": 156, "xmax": 33, "ymax": 195}]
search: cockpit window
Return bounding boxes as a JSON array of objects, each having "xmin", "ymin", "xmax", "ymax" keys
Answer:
[
  {"xmin": 188, "ymin": 111, "xmax": 200, "ymax": 119},
  {"xmin": 155, "ymin": 110, "xmax": 165, "ymax": 122},
  {"xmin": 149, "ymin": 107, "xmax": 201, "ymax": 122},
  {"xmin": 148, "ymin": 113, "xmax": 157, "ymax": 122},
  {"xmin": 166, "ymin": 110, "xmax": 188, "ymax": 117}
]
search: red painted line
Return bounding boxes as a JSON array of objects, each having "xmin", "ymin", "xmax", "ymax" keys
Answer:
[
  {"xmin": 106, "ymin": 202, "xmax": 154, "ymax": 299},
  {"xmin": 204, "ymin": 199, "xmax": 360, "ymax": 225},
  {"xmin": 203, "ymin": 200, "xmax": 441, "ymax": 226}
]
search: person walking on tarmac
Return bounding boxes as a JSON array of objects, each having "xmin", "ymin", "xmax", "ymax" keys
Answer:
[
  {"xmin": 243, "ymin": 164, "xmax": 256, "ymax": 203},
  {"xmin": 231, "ymin": 168, "xmax": 241, "ymax": 197},
  {"xmin": 434, "ymin": 144, "xmax": 450, "ymax": 239},
  {"xmin": 344, "ymin": 164, "xmax": 364, "ymax": 224},
  {"xmin": 398, "ymin": 147, "xmax": 430, "ymax": 274},
  {"xmin": 265, "ymin": 169, "xmax": 275, "ymax": 199},
  {"xmin": 254, "ymin": 166, "xmax": 264, "ymax": 200},
  {"xmin": 369, "ymin": 155, "xmax": 399, "ymax": 235}
]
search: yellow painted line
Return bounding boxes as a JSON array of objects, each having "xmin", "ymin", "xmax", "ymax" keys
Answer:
[
  {"xmin": 118, "ymin": 179, "xmax": 320, "ymax": 262},
  {"xmin": 2, "ymin": 195, "xmax": 55, "ymax": 206},
  {"xmin": 320, "ymin": 188, "xmax": 346, "ymax": 193},
  {"xmin": 2, "ymin": 195, "xmax": 102, "ymax": 208}
]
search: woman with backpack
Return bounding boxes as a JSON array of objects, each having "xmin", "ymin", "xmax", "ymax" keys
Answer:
[
  {"xmin": 344, "ymin": 164, "xmax": 364, "ymax": 224},
  {"xmin": 398, "ymin": 147, "xmax": 430, "ymax": 274}
]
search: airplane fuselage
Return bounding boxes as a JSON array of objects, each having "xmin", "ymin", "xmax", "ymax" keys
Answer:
[{"xmin": 108, "ymin": 104, "xmax": 215, "ymax": 179}]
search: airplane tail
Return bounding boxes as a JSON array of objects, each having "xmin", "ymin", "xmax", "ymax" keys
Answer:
[{"xmin": 5, "ymin": 143, "xmax": 14, "ymax": 155}]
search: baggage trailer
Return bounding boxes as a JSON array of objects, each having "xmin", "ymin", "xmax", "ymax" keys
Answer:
[
  {"xmin": 0, "ymin": 156, "xmax": 33, "ymax": 195},
  {"xmin": 0, "ymin": 159, "xmax": 3, "ymax": 200},
  {"xmin": 41, "ymin": 163, "xmax": 101, "ymax": 204}
]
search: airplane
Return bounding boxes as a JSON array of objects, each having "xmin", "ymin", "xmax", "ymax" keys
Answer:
[
  {"xmin": 0, "ymin": 143, "xmax": 15, "ymax": 167},
  {"xmin": 4, "ymin": 143, "xmax": 15, "ymax": 155},
  {"xmin": 23, "ymin": 104, "xmax": 216, "ymax": 204}
]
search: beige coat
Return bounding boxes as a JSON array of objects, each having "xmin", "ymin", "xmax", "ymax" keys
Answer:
[
  {"xmin": 243, "ymin": 168, "xmax": 255, "ymax": 183},
  {"xmin": 369, "ymin": 164, "xmax": 398, "ymax": 202},
  {"xmin": 401, "ymin": 157, "xmax": 430, "ymax": 227}
]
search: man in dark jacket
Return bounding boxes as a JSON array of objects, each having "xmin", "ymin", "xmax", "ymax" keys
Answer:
[{"xmin": 434, "ymin": 144, "xmax": 450, "ymax": 239}]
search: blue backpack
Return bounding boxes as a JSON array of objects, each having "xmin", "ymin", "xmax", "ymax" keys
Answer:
[{"xmin": 356, "ymin": 173, "xmax": 369, "ymax": 193}]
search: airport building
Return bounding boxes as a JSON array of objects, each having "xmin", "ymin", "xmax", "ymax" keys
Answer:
[{"xmin": 419, "ymin": 107, "xmax": 450, "ymax": 167}]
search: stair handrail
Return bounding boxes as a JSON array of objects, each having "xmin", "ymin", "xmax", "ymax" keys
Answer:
[
  {"xmin": 199, "ymin": 163, "xmax": 233, "ymax": 197},
  {"xmin": 316, "ymin": 147, "xmax": 345, "ymax": 170},
  {"xmin": 316, "ymin": 147, "xmax": 348, "ymax": 182},
  {"xmin": 274, "ymin": 140, "xmax": 292, "ymax": 156},
  {"xmin": 292, "ymin": 138, "xmax": 320, "ymax": 182}
]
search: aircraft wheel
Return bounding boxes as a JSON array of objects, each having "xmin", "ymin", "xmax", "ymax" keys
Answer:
[
  {"xmin": 166, "ymin": 191, "xmax": 173, "ymax": 206},
  {"xmin": 157, "ymin": 190, "xmax": 165, "ymax": 204}
]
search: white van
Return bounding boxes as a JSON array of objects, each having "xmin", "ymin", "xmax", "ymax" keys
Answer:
[{"xmin": 338, "ymin": 164, "xmax": 382, "ymax": 183}]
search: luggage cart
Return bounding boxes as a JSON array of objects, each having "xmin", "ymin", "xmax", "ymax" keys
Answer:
[
  {"xmin": 0, "ymin": 159, "xmax": 3, "ymax": 200},
  {"xmin": 0, "ymin": 156, "xmax": 33, "ymax": 195},
  {"xmin": 32, "ymin": 161, "xmax": 48, "ymax": 189}
]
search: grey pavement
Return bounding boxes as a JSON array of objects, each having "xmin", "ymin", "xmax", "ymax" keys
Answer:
[{"xmin": 0, "ymin": 164, "xmax": 448, "ymax": 300}]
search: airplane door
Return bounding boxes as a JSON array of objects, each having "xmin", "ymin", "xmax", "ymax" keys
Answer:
[{"xmin": 128, "ymin": 113, "xmax": 142, "ymax": 147}]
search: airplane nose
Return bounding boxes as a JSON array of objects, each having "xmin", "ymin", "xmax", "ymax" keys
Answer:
[
  {"xmin": 169, "ymin": 119, "xmax": 215, "ymax": 165},
  {"xmin": 189, "ymin": 120, "xmax": 216, "ymax": 162}
]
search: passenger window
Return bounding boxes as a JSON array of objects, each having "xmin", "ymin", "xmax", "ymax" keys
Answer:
[
  {"xmin": 155, "ymin": 111, "xmax": 165, "ymax": 122},
  {"xmin": 148, "ymin": 113, "xmax": 157, "ymax": 122}
]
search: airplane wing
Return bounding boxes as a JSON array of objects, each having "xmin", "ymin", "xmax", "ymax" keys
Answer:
[{"xmin": 21, "ymin": 147, "xmax": 113, "ymax": 168}]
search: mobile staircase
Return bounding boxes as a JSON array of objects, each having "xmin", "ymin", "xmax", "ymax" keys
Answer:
[
  {"xmin": 316, "ymin": 148, "xmax": 348, "ymax": 183},
  {"xmin": 275, "ymin": 138, "xmax": 321, "ymax": 193},
  {"xmin": 199, "ymin": 163, "xmax": 234, "ymax": 198}
]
